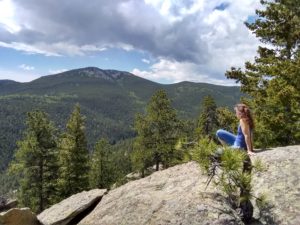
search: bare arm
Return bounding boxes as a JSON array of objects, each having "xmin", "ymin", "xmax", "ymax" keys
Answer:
[{"xmin": 240, "ymin": 119, "xmax": 255, "ymax": 155}]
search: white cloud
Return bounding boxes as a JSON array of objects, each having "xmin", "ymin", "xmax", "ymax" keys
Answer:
[
  {"xmin": 0, "ymin": 41, "xmax": 108, "ymax": 56},
  {"xmin": 0, "ymin": 0, "xmax": 21, "ymax": 33},
  {"xmin": 144, "ymin": 0, "xmax": 205, "ymax": 22},
  {"xmin": 0, "ymin": 68, "xmax": 39, "ymax": 82},
  {"xmin": 81, "ymin": 45, "xmax": 106, "ymax": 52},
  {"xmin": 142, "ymin": 58, "xmax": 150, "ymax": 64},
  {"xmin": 131, "ymin": 0, "xmax": 261, "ymax": 85},
  {"xmin": 47, "ymin": 43, "xmax": 106, "ymax": 56},
  {"xmin": 0, "ymin": 41, "xmax": 61, "ymax": 56},
  {"xmin": 132, "ymin": 58, "xmax": 237, "ymax": 86},
  {"xmin": 19, "ymin": 64, "xmax": 35, "ymax": 71}
]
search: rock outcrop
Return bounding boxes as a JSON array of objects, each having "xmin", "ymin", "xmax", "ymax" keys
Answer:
[
  {"xmin": 5, "ymin": 145, "xmax": 298, "ymax": 225},
  {"xmin": 251, "ymin": 145, "xmax": 300, "ymax": 224},
  {"xmin": 38, "ymin": 189, "xmax": 107, "ymax": 225},
  {"xmin": 78, "ymin": 145, "xmax": 300, "ymax": 225},
  {"xmin": 0, "ymin": 208, "xmax": 40, "ymax": 225},
  {"xmin": 79, "ymin": 162, "xmax": 243, "ymax": 225}
]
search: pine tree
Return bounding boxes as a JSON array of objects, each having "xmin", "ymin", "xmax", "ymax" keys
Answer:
[
  {"xmin": 148, "ymin": 90, "xmax": 182, "ymax": 169},
  {"xmin": 9, "ymin": 110, "xmax": 58, "ymax": 213},
  {"xmin": 217, "ymin": 107, "xmax": 237, "ymax": 133},
  {"xmin": 226, "ymin": 0, "xmax": 300, "ymax": 147},
  {"xmin": 132, "ymin": 114, "xmax": 154, "ymax": 177},
  {"xmin": 58, "ymin": 104, "xmax": 89, "ymax": 198},
  {"xmin": 133, "ymin": 90, "xmax": 182, "ymax": 173},
  {"xmin": 192, "ymin": 137, "xmax": 266, "ymax": 222},
  {"xmin": 89, "ymin": 138, "xmax": 112, "ymax": 189},
  {"xmin": 195, "ymin": 95, "xmax": 219, "ymax": 140}
]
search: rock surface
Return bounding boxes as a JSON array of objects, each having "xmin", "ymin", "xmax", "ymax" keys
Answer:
[
  {"xmin": 38, "ymin": 189, "xmax": 107, "ymax": 225},
  {"xmin": 17, "ymin": 145, "xmax": 298, "ymax": 225},
  {"xmin": 78, "ymin": 145, "xmax": 300, "ymax": 225},
  {"xmin": 0, "ymin": 208, "xmax": 40, "ymax": 225},
  {"xmin": 79, "ymin": 162, "xmax": 243, "ymax": 225},
  {"xmin": 251, "ymin": 145, "xmax": 300, "ymax": 225}
]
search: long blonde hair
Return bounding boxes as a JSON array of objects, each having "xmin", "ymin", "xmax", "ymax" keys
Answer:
[{"xmin": 234, "ymin": 103, "xmax": 254, "ymax": 130}]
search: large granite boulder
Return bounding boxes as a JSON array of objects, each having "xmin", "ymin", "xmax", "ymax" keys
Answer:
[
  {"xmin": 252, "ymin": 145, "xmax": 300, "ymax": 224},
  {"xmin": 78, "ymin": 146, "xmax": 300, "ymax": 225},
  {"xmin": 0, "ymin": 208, "xmax": 40, "ymax": 225},
  {"xmin": 38, "ymin": 189, "xmax": 107, "ymax": 225},
  {"xmin": 79, "ymin": 162, "xmax": 243, "ymax": 225}
]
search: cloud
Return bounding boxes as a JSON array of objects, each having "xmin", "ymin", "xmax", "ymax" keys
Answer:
[
  {"xmin": 132, "ymin": 58, "xmax": 236, "ymax": 86},
  {"xmin": 0, "ymin": 41, "xmax": 61, "ymax": 56},
  {"xmin": 0, "ymin": 68, "xmax": 39, "ymax": 82},
  {"xmin": 0, "ymin": 0, "xmax": 21, "ymax": 33},
  {"xmin": 0, "ymin": 41, "xmax": 107, "ymax": 56},
  {"xmin": 19, "ymin": 64, "xmax": 35, "ymax": 71},
  {"xmin": 0, "ymin": 0, "xmax": 262, "ymax": 83},
  {"xmin": 1, "ymin": 0, "xmax": 260, "ymax": 58},
  {"xmin": 142, "ymin": 58, "xmax": 150, "ymax": 64}
]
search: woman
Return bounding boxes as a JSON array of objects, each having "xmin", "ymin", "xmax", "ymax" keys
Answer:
[{"xmin": 216, "ymin": 103, "xmax": 255, "ymax": 156}]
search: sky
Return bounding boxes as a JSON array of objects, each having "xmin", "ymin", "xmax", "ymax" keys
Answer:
[{"xmin": 0, "ymin": 0, "xmax": 262, "ymax": 85}]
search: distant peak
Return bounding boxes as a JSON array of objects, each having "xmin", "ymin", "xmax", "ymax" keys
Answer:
[
  {"xmin": 77, "ymin": 67, "xmax": 127, "ymax": 80},
  {"xmin": 42, "ymin": 67, "xmax": 132, "ymax": 82}
]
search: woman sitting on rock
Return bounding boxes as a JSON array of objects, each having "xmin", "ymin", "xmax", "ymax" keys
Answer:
[{"xmin": 216, "ymin": 103, "xmax": 256, "ymax": 156}]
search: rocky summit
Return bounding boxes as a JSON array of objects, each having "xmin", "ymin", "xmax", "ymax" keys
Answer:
[
  {"xmin": 78, "ymin": 145, "xmax": 300, "ymax": 225},
  {"xmin": 79, "ymin": 146, "xmax": 300, "ymax": 225},
  {"xmin": 2, "ymin": 145, "xmax": 299, "ymax": 225}
]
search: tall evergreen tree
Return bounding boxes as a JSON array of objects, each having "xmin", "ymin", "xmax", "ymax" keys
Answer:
[
  {"xmin": 195, "ymin": 95, "xmax": 219, "ymax": 140},
  {"xmin": 89, "ymin": 138, "xmax": 112, "ymax": 189},
  {"xmin": 132, "ymin": 114, "xmax": 154, "ymax": 177},
  {"xmin": 147, "ymin": 90, "xmax": 182, "ymax": 170},
  {"xmin": 133, "ymin": 90, "xmax": 182, "ymax": 173},
  {"xmin": 9, "ymin": 111, "xmax": 58, "ymax": 213},
  {"xmin": 58, "ymin": 104, "xmax": 89, "ymax": 198},
  {"xmin": 226, "ymin": 0, "xmax": 300, "ymax": 147}
]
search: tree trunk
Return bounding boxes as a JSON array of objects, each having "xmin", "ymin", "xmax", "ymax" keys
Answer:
[
  {"xmin": 239, "ymin": 156, "xmax": 253, "ymax": 222},
  {"xmin": 156, "ymin": 160, "xmax": 159, "ymax": 171}
]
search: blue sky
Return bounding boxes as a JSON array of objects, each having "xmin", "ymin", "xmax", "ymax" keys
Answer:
[{"xmin": 0, "ymin": 0, "xmax": 261, "ymax": 85}]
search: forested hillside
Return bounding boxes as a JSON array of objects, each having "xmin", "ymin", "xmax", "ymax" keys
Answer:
[{"xmin": 0, "ymin": 67, "xmax": 242, "ymax": 171}]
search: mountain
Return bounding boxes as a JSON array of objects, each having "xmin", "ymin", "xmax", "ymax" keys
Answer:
[{"xmin": 0, "ymin": 67, "xmax": 242, "ymax": 171}]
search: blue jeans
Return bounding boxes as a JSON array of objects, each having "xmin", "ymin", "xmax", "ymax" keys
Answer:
[{"xmin": 216, "ymin": 129, "xmax": 245, "ymax": 150}]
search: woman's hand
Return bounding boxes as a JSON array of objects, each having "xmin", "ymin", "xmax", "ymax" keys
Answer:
[{"xmin": 247, "ymin": 151, "xmax": 256, "ymax": 156}]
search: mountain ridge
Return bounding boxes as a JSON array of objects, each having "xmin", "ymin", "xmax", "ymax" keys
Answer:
[{"xmin": 0, "ymin": 67, "xmax": 238, "ymax": 87}]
